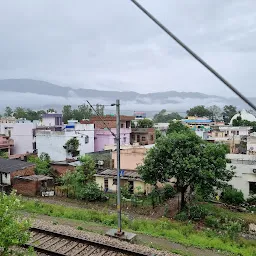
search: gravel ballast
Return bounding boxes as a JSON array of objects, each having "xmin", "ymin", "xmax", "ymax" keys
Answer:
[{"xmin": 32, "ymin": 219, "xmax": 178, "ymax": 256}]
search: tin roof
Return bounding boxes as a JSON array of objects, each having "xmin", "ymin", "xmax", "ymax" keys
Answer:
[
  {"xmin": 0, "ymin": 159, "xmax": 35, "ymax": 174},
  {"xmin": 14, "ymin": 175, "xmax": 53, "ymax": 181},
  {"xmin": 95, "ymin": 169, "xmax": 141, "ymax": 179}
]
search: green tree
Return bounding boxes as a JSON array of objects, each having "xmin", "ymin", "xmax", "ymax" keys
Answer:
[
  {"xmin": 28, "ymin": 153, "xmax": 51, "ymax": 175},
  {"xmin": 154, "ymin": 109, "xmax": 182, "ymax": 123},
  {"xmin": 78, "ymin": 104, "xmax": 92, "ymax": 120},
  {"xmin": 155, "ymin": 129, "xmax": 162, "ymax": 139},
  {"xmin": 207, "ymin": 105, "xmax": 222, "ymax": 121},
  {"xmin": 223, "ymin": 105, "xmax": 237, "ymax": 124},
  {"xmin": 47, "ymin": 108, "xmax": 56, "ymax": 113},
  {"xmin": 64, "ymin": 137, "xmax": 80, "ymax": 157},
  {"xmin": 4, "ymin": 106, "xmax": 13, "ymax": 117},
  {"xmin": 136, "ymin": 118, "xmax": 154, "ymax": 128},
  {"xmin": 0, "ymin": 150, "xmax": 8, "ymax": 159},
  {"xmin": 138, "ymin": 132, "xmax": 233, "ymax": 209},
  {"xmin": 232, "ymin": 117, "xmax": 256, "ymax": 132},
  {"xmin": 13, "ymin": 107, "xmax": 27, "ymax": 119},
  {"xmin": 26, "ymin": 109, "xmax": 40, "ymax": 121},
  {"xmin": 62, "ymin": 105, "xmax": 73, "ymax": 123},
  {"xmin": 0, "ymin": 192, "xmax": 32, "ymax": 255},
  {"xmin": 187, "ymin": 105, "xmax": 211, "ymax": 118},
  {"xmin": 76, "ymin": 155, "xmax": 96, "ymax": 183},
  {"xmin": 37, "ymin": 110, "xmax": 46, "ymax": 120},
  {"xmin": 95, "ymin": 104, "xmax": 104, "ymax": 116},
  {"xmin": 166, "ymin": 121, "xmax": 190, "ymax": 135}
]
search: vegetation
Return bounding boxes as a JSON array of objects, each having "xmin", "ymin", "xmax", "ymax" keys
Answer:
[
  {"xmin": 153, "ymin": 109, "xmax": 182, "ymax": 123},
  {"xmin": 0, "ymin": 150, "xmax": 8, "ymax": 159},
  {"xmin": 232, "ymin": 116, "xmax": 256, "ymax": 132},
  {"xmin": 223, "ymin": 105, "xmax": 237, "ymax": 124},
  {"xmin": 0, "ymin": 192, "xmax": 32, "ymax": 256},
  {"xmin": 155, "ymin": 129, "xmax": 162, "ymax": 139},
  {"xmin": 221, "ymin": 187, "xmax": 245, "ymax": 205},
  {"xmin": 136, "ymin": 118, "xmax": 154, "ymax": 128},
  {"xmin": 22, "ymin": 200, "xmax": 256, "ymax": 256},
  {"xmin": 64, "ymin": 137, "xmax": 80, "ymax": 157},
  {"xmin": 138, "ymin": 131, "xmax": 233, "ymax": 208},
  {"xmin": 186, "ymin": 105, "xmax": 211, "ymax": 118},
  {"xmin": 166, "ymin": 120, "xmax": 190, "ymax": 135},
  {"xmin": 28, "ymin": 152, "xmax": 51, "ymax": 175}
]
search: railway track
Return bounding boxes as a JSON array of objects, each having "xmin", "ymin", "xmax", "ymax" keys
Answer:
[{"xmin": 24, "ymin": 227, "xmax": 150, "ymax": 256}]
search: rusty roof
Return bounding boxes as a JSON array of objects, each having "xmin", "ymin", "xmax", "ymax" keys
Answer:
[
  {"xmin": 95, "ymin": 169, "xmax": 141, "ymax": 179},
  {"xmin": 14, "ymin": 175, "xmax": 53, "ymax": 181}
]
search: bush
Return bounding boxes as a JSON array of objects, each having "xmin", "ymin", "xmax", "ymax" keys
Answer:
[
  {"xmin": 189, "ymin": 205, "xmax": 209, "ymax": 221},
  {"xmin": 222, "ymin": 187, "xmax": 244, "ymax": 205},
  {"xmin": 174, "ymin": 211, "xmax": 188, "ymax": 221},
  {"xmin": 247, "ymin": 195, "xmax": 256, "ymax": 205},
  {"xmin": 163, "ymin": 184, "xmax": 176, "ymax": 200},
  {"xmin": 78, "ymin": 182, "xmax": 102, "ymax": 201},
  {"xmin": 205, "ymin": 216, "xmax": 220, "ymax": 229}
]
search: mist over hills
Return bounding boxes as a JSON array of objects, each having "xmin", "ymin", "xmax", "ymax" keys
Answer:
[{"xmin": 0, "ymin": 79, "xmax": 254, "ymax": 116}]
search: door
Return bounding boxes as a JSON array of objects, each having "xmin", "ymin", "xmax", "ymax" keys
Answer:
[
  {"xmin": 104, "ymin": 178, "xmax": 109, "ymax": 192},
  {"xmin": 128, "ymin": 180, "xmax": 134, "ymax": 194}
]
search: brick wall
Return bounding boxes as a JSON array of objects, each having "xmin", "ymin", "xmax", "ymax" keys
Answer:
[
  {"xmin": 13, "ymin": 180, "xmax": 38, "ymax": 196},
  {"xmin": 51, "ymin": 164, "xmax": 75, "ymax": 176},
  {"xmin": 10, "ymin": 166, "xmax": 35, "ymax": 181}
]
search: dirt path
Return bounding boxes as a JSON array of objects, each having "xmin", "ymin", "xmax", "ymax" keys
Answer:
[{"xmin": 25, "ymin": 213, "xmax": 227, "ymax": 256}]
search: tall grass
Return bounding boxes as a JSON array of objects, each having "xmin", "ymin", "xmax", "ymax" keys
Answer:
[{"xmin": 22, "ymin": 200, "xmax": 256, "ymax": 256}]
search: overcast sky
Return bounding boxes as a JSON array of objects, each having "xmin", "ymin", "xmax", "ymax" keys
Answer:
[{"xmin": 0, "ymin": 0, "xmax": 256, "ymax": 97}]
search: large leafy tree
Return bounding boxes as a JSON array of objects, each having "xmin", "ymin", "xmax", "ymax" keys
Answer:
[
  {"xmin": 28, "ymin": 153, "xmax": 51, "ymax": 175},
  {"xmin": 232, "ymin": 117, "xmax": 256, "ymax": 132},
  {"xmin": 62, "ymin": 105, "xmax": 73, "ymax": 123},
  {"xmin": 138, "ymin": 132, "xmax": 233, "ymax": 208},
  {"xmin": 13, "ymin": 107, "xmax": 27, "ymax": 119},
  {"xmin": 166, "ymin": 121, "xmax": 190, "ymax": 135},
  {"xmin": 222, "ymin": 105, "xmax": 237, "ymax": 124},
  {"xmin": 136, "ymin": 118, "xmax": 154, "ymax": 128},
  {"xmin": 4, "ymin": 106, "xmax": 13, "ymax": 117},
  {"xmin": 0, "ymin": 192, "xmax": 32, "ymax": 255},
  {"xmin": 186, "ymin": 105, "xmax": 211, "ymax": 118},
  {"xmin": 207, "ymin": 105, "xmax": 222, "ymax": 121},
  {"xmin": 154, "ymin": 109, "xmax": 182, "ymax": 123}
]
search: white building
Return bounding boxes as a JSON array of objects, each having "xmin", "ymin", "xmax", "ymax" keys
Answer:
[
  {"xmin": 41, "ymin": 113, "xmax": 63, "ymax": 127},
  {"xmin": 0, "ymin": 123, "xmax": 36, "ymax": 154},
  {"xmin": 226, "ymin": 154, "xmax": 256, "ymax": 198},
  {"xmin": 219, "ymin": 126, "xmax": 252, "ymax": 137},
  {"xmin": 36, "ymin": 123, "xmax": 94, "ymax": 161},
  {"xmin": 230, "ymin": 109, "xmax": 256, "ymax": 125}
]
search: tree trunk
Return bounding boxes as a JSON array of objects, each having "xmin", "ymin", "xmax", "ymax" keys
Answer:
[{"xmin": 180, "ymin": 185, "xmax": 188, "ymax": 210}]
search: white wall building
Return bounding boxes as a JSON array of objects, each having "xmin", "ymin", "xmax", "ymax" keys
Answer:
[
  {"xmin": 0, "ymin": 123, "xmax": 36, "ymax": 154},
  {"xmin": 36, "ymin": 123, "xmax": 94, "ymax": 161},
  {"xmin": 226, "ymin": 154, "xmax": 256, "ymax": 198}
]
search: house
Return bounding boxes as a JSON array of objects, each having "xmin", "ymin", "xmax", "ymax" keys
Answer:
[
  {"xmin": 0, "ymin": 134, "xmax": 14, "ymax": 155},
  {"xmin": 0, "ymin": 158, "xmax": 35, "ymax": 192},
  {"xmin": 182, "ymin": 117, "xmax": 214, "ymax": 131},
  {"xmin": 131, "ymin": 128, "xmax": 155, "ymax": 145},
  {"xmin": 50, "ymin": 160, "xmax": 78, "ymax": 176},
  {"xmin": 154, "ymin": 123, "xmax": 169, "ymax": 135},
  {"xmin": 36, "ymin": 113, "xmax": 64, "ymax": 132},
  {"xmin": 13, "ymin": 175, "xmax": 54, "ymax": 196},
  {"xmin": 0, "ymin": 122, "xmax": 36, "ymax": 155},
  {"xmin": 226, "ymin": 154, "xmax": 256, "ymax": 198},
  {"xmin": 81, "ymin": 115, "xmax": 134, "ymax": 152},
  {"xmin": 0, "ymin": 117, "xmax": 16, "ymax": 124},
  {"xmin": 112, "ymin": 145, "xmax": 154, "ymax": 170},
  {"xmin": 36, "ymin": 123, "xmax": 94, "ymax": 161},
  {"xmin": 95, "ymin": 169, "xmax": 152, "ymax": 195}
]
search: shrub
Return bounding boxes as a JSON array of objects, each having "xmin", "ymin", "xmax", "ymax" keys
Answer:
[
  {"xmin": 222, "ymin": 187, "xmax": 244, "ymax": 205},
  {"xmin": 163, "ymin": 184, "xmax": 176, "ymax": 200},
  {"xmin": 205, "ymin": 216, "xmax": 220, "ymax": 229},
  {"xmin": 247, "ymin": 195, "xmax": 256, "ymax": 205},
  {"xmin": 189, "ymin": 205, "xmax": 209, "ymax": 221},
  {"xmin": 174, "ymin": 211, "xmax": 188, "ymax": 221},
  {"xmin": 78, "ymin": 182, "xmax": 102, "ymax": 201}
]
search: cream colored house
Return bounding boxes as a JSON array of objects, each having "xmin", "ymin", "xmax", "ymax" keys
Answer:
[{"xmin": 95, "ymin": 169, "xmax": 153, "ymax": 195}]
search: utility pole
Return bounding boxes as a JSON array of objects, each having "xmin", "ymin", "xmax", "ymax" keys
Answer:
[{"xmin": 115, "ymin": 99, "xmax": 123, "ymax": 235}]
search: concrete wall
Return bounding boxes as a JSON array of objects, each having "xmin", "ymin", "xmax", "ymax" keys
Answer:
[
  {"xmin": 1, "ymin": 173, "xmax": 11, "ymax": 185},
  {"xmin": 13, "ymin": 180, "xmax": 38, "ymax": 196},
  {"xmin": 94, "ymin": 128, "xmax": 131, "ymax": 152},
  {"xmin": 42, "ymin": 116, "xmax": 56, "ymax": 126},
  {"xmin": 0, "ymin": 123, "xmax": 35, "ymax": 154},
  {"xmin": 36, "ymin": 124, "xmax": 94, "ymax": 161},
  {"xmin": 112, "ymin": 148, "xmax": 146, "ymax": 170}
]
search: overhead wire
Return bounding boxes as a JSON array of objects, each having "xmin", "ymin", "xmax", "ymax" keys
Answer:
[{"xmin": 129, "ymin": 0, "xmax": 256, "ymax": 112}]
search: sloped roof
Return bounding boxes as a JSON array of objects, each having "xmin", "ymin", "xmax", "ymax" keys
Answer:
[
  {"xmin": 0, "ymin": 158, "xmax": 35, "ymax": 174},
  {"xmin": 95, "ymin": 169, "xmax": 141, "ymax": 179}
]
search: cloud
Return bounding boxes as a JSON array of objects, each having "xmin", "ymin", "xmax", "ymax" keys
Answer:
[{"xmin": 0, "ymin": 0, "xmax": 256, "ymax": 98}]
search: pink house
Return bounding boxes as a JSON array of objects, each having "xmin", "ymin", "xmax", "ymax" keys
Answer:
[
  {"xmin": 0, "ymin": 135, "xmax": 14, "ymax": 156},
  {"xmin": 81, "ymin": 115, "xmax": 134, "ymax": 152}
]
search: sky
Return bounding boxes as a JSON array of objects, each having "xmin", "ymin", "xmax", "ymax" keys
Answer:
[{"xmin": 0, "ymin": 0, "xmax": 256, "ymax": 97}]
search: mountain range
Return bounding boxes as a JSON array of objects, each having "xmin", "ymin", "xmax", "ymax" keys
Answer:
[{"xmin": 0, "ymin": 79, "xmax": 254, "ymax": 115}]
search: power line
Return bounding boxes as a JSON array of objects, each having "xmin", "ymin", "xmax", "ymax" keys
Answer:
[{"xmin": 129, "ymin": 0, "xmax": 256, "ymax": 112}]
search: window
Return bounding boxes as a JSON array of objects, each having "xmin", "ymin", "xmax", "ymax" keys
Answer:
[
  {"xmin": 121, "ymin": 123, "xmax": 124, "ymax": 128},
  {"xmin": 113, "ymin": 179, "xmax": 117, "ymax": 185},
  {"xmin": 137, "ymin": 135, "xmax": 140, "ymax": 142},
  {"xmin": 227, "ymin": 131, "xmax": 229, "ymax": 135},
  {"xmin": 84, "ymin": 135, "xmax": 89, "ymax": 144},
  {"xmin": 237, "ymin": 131, "xmax": 239, "ymax": 135},
  {"xmin": 249, "ymin": 182, "xmax": 256, "ymax": 194},
  {"xmin": 126, "ymin": 121, "xmax": 130, "ymax": 128},
  {"xmin": 104, "ymin": 178, "xmax": 108, "ymax": 191},
  {"xmin": 123, "ymin": 137, "xmax": 126, "ymax": 143},
  {"xmin": 142, "ymin": 136, "xmax": 146, "ymax": 141}
]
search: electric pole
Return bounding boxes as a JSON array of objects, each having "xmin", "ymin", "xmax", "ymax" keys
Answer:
[{"xmin": 115, "ymin": 99, "xmax": 123, "ymax": 235}]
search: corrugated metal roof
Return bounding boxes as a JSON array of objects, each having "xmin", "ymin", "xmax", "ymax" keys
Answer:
[
  {"xmin": 14, "ymin": 175, "xmax": 53, "ymax": 181},
  {"xmin": 0, "ymin": 159, "xmax": 35, "ymax": 174},
  {"xmin": 96, "ymin": 169, "xmax": 141, "ymax": 179}
]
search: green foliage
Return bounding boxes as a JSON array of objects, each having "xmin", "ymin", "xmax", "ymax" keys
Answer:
[
  {"xmin": 205, "ymin": 216, "xmax": 220, "ymax": 229},
  {"xmin": 22, "ymin": 200, "xmax": 256, "ymax": 256},
  {"xmin": 174, "ymin": 211, "xmax": 188, "ymax": 221},
  {"xmin": 223, "ymin": 105, "xmax": 237, "ymax": 124},
  {"xmin": 0, "ymin": 192, "xmax": 32, "ymax": 255},
  {"xmin": 221, "ymin": 187, "xmax": 245, "ymax": 205},
  {"xmin": 247, "ymin": 195, "xmax": 256, "ymax": 205},
  {"xmin": 232, "ymin": 117, "xmax": 256, "ymax": 132},
  {"xmin": 0, "ymin": 150, "xmax": 8, "ymax": 159},
  {"xmin": 163, "ymin": 184, "xmax": 176, "ymax": 200},
  {"xmin": 64, "ymin": 137, "xmax": 80, "ymax": 157},
  {"xmin": 186, "ymin": 105, "xmax": 211, "ymax": 118},
  {"xmin": 207, "ymin": 105, "xmax": 222, "ymax": 121},
  {"xmin": 28, "ymin": 153, "xmax": 51, "ymax": 175},
  {"xmin": 188, "ymin": 205, "xmax": 209, "ymax": 221},
  {"xmin": 4, "ymin": 106, "xmax": 13, "ymax": 117},
  {"xmin": 166, "ymin": 121, "xmax": 190, "ymax": 135},
  {"xmin": 153, "ymin": 109, "xmax": 182, "ymax": 123},
  {"xmin": 121, "ymin": 184, "xmax": 131, "ymax": 199},
  {"xmin": 155, "ymin": 129, "xmax": 162, "ymax": 139},
  {"xmin": 138, "ymin": 132, "xmax": 233, "ymax": 208},
  {"xmin": 78, "ymin": 182, "xmax": 102, "ymax": 201},
  {"xmin": 136, "ymin": 118, "xmax": 154, "ymax": 128}
]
